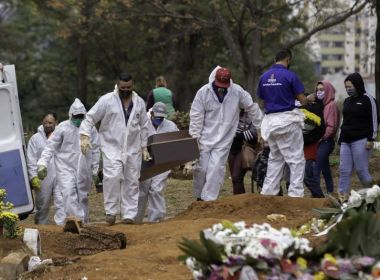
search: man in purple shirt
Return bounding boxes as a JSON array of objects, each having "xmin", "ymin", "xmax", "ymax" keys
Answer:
[{"xmin": 257, "ymin": 49, "xmax": 307, "ymax": 197}]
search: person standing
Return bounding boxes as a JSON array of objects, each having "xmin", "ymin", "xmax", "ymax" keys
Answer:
[
  {"xmin": 338, "ymin": 72, "xmax": 379, "ymax": 202},
  {"xmin": 79, "ymin": 72, "xmax": 151, "ymax": 225},
  {"xmin": 314, "ymin": 81, "xmax": 340, "ymax": 194},
  {"xmin": 26, "ymin": 111, "xmax": 65, "ymax": 224},
  {"xmin": 188, "ymin": 66, "xmax": 262, "ymax": 201},
  {"xmin": 228, "ymin": 109, "xmax": 258, "ymax": 194},
  {"xmin": 301, "ymin": 94, "xmax": 326, "ymax": 198},
  {"xmin": 257, "ymin": 49, "xmax": 307, "ymax": 197},
  {"xmin": 146, "ymin": 75, "xmax": 176, "ymax": 118},
  {"xmin": 37, "ymin": 99, "xmax": 100, "ymax": 224},
  {"xmin": 136, "ymin": 102, "xmax": 179, "ymax": 223}
]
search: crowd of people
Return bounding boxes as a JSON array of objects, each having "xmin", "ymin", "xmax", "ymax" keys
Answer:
[{"xmin": 21, "ymin": 49, "xmax": 379, "ymax": 225}]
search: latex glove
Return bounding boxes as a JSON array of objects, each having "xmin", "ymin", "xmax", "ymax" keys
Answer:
[
  {"xmin": 366, "ymin": 141, "xmax": 374, "ymax": 150},
  {"xmin": 92, "ymin": 174, "xmax": 100, "ymax": 186},
  {"xmin": 183, "ymin": 161, "xmax": 194, "ymax": 176},
  {"xmin": 142, "ymin": 147, "xmax": 152, "ymax": 161},
  {"xmin": 31, "ymin": 176, "xmax": 41, "ymax": 191},
  {"xmin": 37, "ymin": 165, "xmax": 47, "ymax": 180},
  {"xmin": 80, "ymin": 134, "xmax": 91, "ymax": 154}
]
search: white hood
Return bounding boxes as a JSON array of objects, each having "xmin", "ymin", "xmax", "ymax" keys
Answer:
[{"xmin": 69, "ymin": 98, "xmax": 86, "ymax": 118}]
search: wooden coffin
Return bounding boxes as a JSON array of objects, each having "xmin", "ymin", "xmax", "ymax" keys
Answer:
[{"xmin": 140, "ymin": 130, "xmax": 199, "ymax": 181}]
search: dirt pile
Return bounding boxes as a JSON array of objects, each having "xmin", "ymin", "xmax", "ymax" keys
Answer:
[{"xmin": 19, "ymin": 194, "xmax": 329, "ymax": 280}]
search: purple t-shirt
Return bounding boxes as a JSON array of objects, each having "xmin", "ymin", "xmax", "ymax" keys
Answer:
[{"xmin": 257, "ymin": 64, "xmax": 305, "ymax": 114}]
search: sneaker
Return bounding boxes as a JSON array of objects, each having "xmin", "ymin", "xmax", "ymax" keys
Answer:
[
  {"xmin": 105, "ymin": 214, "xmax": 116, "ymax": 226},
  {"xmin": 122, "ymin": 218, "xmax": 134, "ymax": 224}
]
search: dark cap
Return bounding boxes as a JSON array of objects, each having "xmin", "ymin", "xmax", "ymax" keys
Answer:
[{"xmin": 214, "ymin": 67, "xmax": 231, "ymax": 88}]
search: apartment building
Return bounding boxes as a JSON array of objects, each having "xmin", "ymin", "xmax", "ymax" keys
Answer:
[{"xmin": 315, "ymin": 8, "xmax": 376, "ymax": 77}]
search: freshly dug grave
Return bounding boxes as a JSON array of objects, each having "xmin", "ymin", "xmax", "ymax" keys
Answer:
[{"xmin": 20, "ymin": 194, "xmax": 329, "ymax": 280}]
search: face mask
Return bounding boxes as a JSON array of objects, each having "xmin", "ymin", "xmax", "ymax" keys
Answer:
[
  {"xmin": 71, "ymin": 118, "xmax": 83, "ymax": 127},
  {"xmin": 346, "ymin": 88, "xmax": 357, "ymax": 97},
  {"xmin": 217, "ymin": 87, "xmax": 227, "ymax": 95},
  {"xmin": 152, "ymin": 117, "xmax": 164, "ymax": 127},
  {"xmin": 119, "ymin": 89, "xmax": 132, "ymax": 98},
  {"xmin": 316, "ymin": 91, "xmax": 325, "ymax": 100}
]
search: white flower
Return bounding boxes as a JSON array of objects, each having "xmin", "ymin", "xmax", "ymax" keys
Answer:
[
  {"xmin": 366, "ymin": 185, "xmax": 380, "ymax": 204},
  {"xmin": 200, "ymin": 221, "xmax": 312, "ymax": 262},
  {"xmin": 347, "ymin": 190, "xmax": 363, "ymax": 208},
  {"xmin": 192, "ymin": 270, "xmax": 202, "ymax": 279}
]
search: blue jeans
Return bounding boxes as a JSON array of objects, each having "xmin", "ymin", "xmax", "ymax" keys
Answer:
[
  {"xmin": 304, "ymin": 160, "xmax": 324, "ymax": 198},
  {"xmin": 316, "ymin": 138, "xmax": 335, "ymax": 193},
  {"xmin": 338, "ymin": 138, "xmax": 372, "ymax": 194}
]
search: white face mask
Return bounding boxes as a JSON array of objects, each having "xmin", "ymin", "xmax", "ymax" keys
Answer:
[{"xmin": 316, "ymin": 90, "xmax": 325, "ymax": 100}]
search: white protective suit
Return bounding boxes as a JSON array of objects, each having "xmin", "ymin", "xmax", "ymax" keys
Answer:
[
  {"xmin": 189, "ymin": 66, "xmax": 263, "ymax": 201},
  {"xmin": 260, "ymin": 109, "xmax": 305, "ymax": 197},
  {"xmin": 38, "ymin": 99, "xmax": 100, "ymax": 223},
  {"xmin": 26, "ymin": 125, "xmax": 65, "ymax": 225},
  {"xmin": 79, "ymin": 90, "xmax": 150, "ymax": 221},
  {"xmin": 136, "ymin": 118, "xmax": 179, "ymax": 223}
]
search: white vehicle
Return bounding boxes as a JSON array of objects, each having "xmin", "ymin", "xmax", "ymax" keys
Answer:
[{"xmin": 0, "ymin": 65, "xmax": 34, "ymax": 218}]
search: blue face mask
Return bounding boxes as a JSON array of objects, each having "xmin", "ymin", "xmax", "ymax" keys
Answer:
[
  {"xmin": 152, "ymin": 117, "xmax": 164, "ymax": 127},
  {"xmin": 346, "ymin": 88, "xmax": 357, "ymax": 97},
  {"xmin": 71, "ymin": 118, "xmax": 83, "ymax": 127}
]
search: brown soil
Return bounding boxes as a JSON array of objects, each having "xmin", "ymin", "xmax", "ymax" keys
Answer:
[{"xmin": 16, "ymin": 194, "xmax": 330, "ymax": 280}]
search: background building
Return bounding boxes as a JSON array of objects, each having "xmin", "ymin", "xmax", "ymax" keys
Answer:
[{"xmin": 314, "ymin": 7, "xmax": 376, "ymax": 77}]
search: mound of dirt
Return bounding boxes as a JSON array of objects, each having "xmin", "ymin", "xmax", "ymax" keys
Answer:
[{"xmin": 19, "ymin": 194, "xmax": 329, "ymax": 280}]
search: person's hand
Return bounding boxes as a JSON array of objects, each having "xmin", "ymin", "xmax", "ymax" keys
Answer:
[
  {"xmin": 235, "ymin": 131, "xmax": 244, "ymax": 140},
  {"xmin": 37, "ymin": 165, "xmax": 47, "ymax": 180},
  {"xmin": 92, "ymin": 174, "xmax": 100, "ymax": 186},
  {"xmin": 80, "ymin": 134, "xmax": 91, "ymax": 154},
  {"xmin": 366, "ymin": 141, "xmax": 374, "ymax": 150},
  {"xmin": 142, "ymin": 147, "xmax": 152, "ymax": 161},
  {"xmin": 183, "ymin": 161, "xmax": 194, "ymax": 176},
  {"xmin": 30, "ymin": 177, "xmax": 41, "ymax": 191}
]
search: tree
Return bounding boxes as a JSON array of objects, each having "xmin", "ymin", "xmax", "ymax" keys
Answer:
[{"xmin": 136, "ymin": 0, "xmax": 370, "ymax": 94}]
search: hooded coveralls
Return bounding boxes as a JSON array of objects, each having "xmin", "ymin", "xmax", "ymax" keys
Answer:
[
  {"xmin": 27, "ymin": 125, "xmax": 65, "ymax": 224},
  {"xmin": 38, "ymin": 99, "xmax": 100, "ymax": 223},
  {"xmin": 189, "ymin": 66, "xmax": 263, "ymax": 201},
  {"xmin": 79, "ymin": 90, "xmax": 150, "ymax": 221},
  {"xmin": 136, "ymin": 118, "xmax": 179, "ymax": 222}
]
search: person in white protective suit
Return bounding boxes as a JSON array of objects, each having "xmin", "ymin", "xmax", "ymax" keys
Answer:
[
  {"xmin": 187, "ymin": 66, "xmax": 263, "ymax": 201},
  {"xmin": 135, "ymin": 102, "xmax": 179, "ymax": 223},
  {"xmin": 26, "ymin": 111, "xmax": 65, "ymax": 225},
  {"xmin": 257, "ymin": 49, "xmax": 307, "ymax": 197},
  {"xmin": 37, "ymin": 99, "xmax": 100, "ymax": 224},
  {"xmin": 79, "ymin": 72, "xmax": 151, "ymax": 226}
]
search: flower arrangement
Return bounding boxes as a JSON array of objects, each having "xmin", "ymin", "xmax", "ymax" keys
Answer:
[
  {"xmin": 179, "ymin": 220, "xmax": 312, "ymax": 279},
  {"xmin": 312, "ymin": 185, "xmax": 380, "ymax": 236},
  {"xmin": 300, "ymin": 108, "xmax": 322, "ymax": 134},
  {"xmin": 0, "ymin": 188, "xmax": 20, "ymax": 238},
  {"xmin": 179, "ymin": 219, "xmax": 380, "ymax": 279}
]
